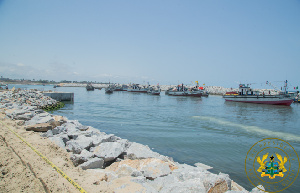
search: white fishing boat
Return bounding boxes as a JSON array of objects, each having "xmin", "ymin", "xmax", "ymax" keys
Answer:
[
  {"xmin": 127, "ymin": 84, "xmax": 148, "ymax": 93},
  {"xmin": 223, "ymin": 81, "xmax": 294, "ymax": 106},
  {"xmin": 167, "ymin": 84, "xmax": 202, "ymax": 97},
  {"xmin": 147, "ymin": 85, "xmax": 161, "ymax": 95}
]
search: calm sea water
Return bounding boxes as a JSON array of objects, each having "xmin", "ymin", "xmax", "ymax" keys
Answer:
[{"xmin": 10, "ymin": 84, "xmax": 300, "ymax": 192}]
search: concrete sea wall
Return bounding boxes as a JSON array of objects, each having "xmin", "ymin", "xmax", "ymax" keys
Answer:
[
  {"xmin": 0, "ymin": 89, "xmax": 265, "ymax": 192},
  {"xmin": 43, "ymin": 91, "xmax": 74, "ymax": 102}
]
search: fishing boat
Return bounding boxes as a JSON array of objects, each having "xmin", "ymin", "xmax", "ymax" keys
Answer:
[
  {"xmin": 167, "ymin": 84, "xmax": 203, "ymax": 97},
  {"xmin": 223, "ymin": 82, "xmax": 293, "ymax": 106},
  {"xmin": 147, "ymin": 85, "xmax": 161, "ymax": 95},
  {"xmin": 86, "ymin": 83, "xmax": 94, "ymax": 91},
  {"xmin": 105, "ymin": 83, "xmax": 114, "ymax": 94},
  {"xmin": 294, "ymin": 93, "xmax": 300, "ymax": 103},
  {"xmin": 127, "ymin": 84, "xmax": 149, "ymax": 93},
  {"xmin": 105, "ymin": 87, "xmax": 113, "ymax": 94},
  {"xmin": 201, "ymin": 91, "xmax": 209, "ymax": 97},
  {"xmin": 113, "ymin": 84, "xmax": 128, "ymax": 91}
]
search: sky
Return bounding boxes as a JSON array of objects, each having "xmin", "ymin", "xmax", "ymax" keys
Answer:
[{"xmin": 0, "ymin": 0, "xmax": 299, "ymax": 88}]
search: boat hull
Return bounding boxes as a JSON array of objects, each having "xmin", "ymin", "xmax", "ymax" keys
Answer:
[
  {"xmin": 168, "ymin": 91, "xmax": 202, "ymax": 97},
  {"xmin": 223, "ymin": 95, "xmax": 293, "ymax": 106},
  {"xmin": 127, "ymin": 89, "xmax": 148, "ymax": 93},
  {"xmin": 147, "ymin": 92, "xmax": 160, "ymax": 95},
  {"xmin": 105, "ymin": 90, "xmax": 113, "ymax": 94}
]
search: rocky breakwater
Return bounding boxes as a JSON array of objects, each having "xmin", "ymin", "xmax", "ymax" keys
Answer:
[{"xmin": 0, "ymin": 89, "xmax": 264, "ymax": 192}]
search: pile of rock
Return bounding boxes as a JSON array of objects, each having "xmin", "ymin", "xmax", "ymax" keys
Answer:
[
  {"xmin": 0, "ymin": 89, "xmax": 264, "ymax": 192},
  {"xmin": 0, "ymin": 89, "xmax": 59, "ymax": 109},
  {"xmin": 204, "ymin": 86, "xmax": 237, "ymax": 95}
]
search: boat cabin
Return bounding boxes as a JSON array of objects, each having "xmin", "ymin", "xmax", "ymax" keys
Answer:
[{"xmin": 239, "ymin": 84, "xmax": 259, "ymax": 95}]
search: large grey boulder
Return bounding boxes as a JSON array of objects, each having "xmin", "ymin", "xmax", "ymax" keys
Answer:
[
  {"xmin": 66, "ymin": 141, "xmax": 83, "ymax": 154},
  {"xmin": 116, "ymin": 164, "xmax": 137, "ymax": 177},
  {"xmin": 56, "ymin": 133, "xmax": 69, "ymax": 144},
  {"xmin": 14, "ymin": 112, "xmax": 34, "ymax": 121},
  {"xmin": 75, "ymin": 135, "xmax": 94, "ymax": 149},
  {"xmin": 160, "ymin": 178, "xmax": 206, "ymax": 193},
  {"xmin": 91, "ymin": 134, "xmax": 119, "ymax": 146},
  {"xmin": 129, "ymin": 176, "xmax": 159, "ymax": 193},
  {"xmin": 139, "ymin": 159, "xmax": 172, "ymax": 179},
  {"xmin": 195, "ymin": 162, "xmax": 213, "ymax": 170},
  {"xmin": 171, "ymin": 163, "xmax": 208, "ymax": 181},
  {"xmin": 65, "ymin": 135, "xmax": 94, "ymax": 153},
  {"xmin": 85, "ymin": 126, "xmax": 102, "ymax": 136},
  {"xmin": 170, "ymin": 164, "xmax": 231, "ymax": 192},
  {"xmin": 107, "ymin": 158, "xmax": 173, "ymax": 180},
  {"xmin": 52, "ymin": 126, "xmax": 66, "ymax": 135},
  {"xmin": 62, "ymin": 120, "xmax": 88, "ymax": 132},
  {"xmin": 49, "ymin": 136, "xmax": 66, "ymax": 149},
  {"xmin": 93, "ymin": 141, "xmax": 127, "ymax": 162},
  {"xmin": 148, "ymin": 175, "xmax": 179, "ymax": 191},
  {"xmin": 203, "ymin": 173, "xmax": 231, "ymax": 192},
  {"xmin": 125, "ymin": 142, "xmax": 165, "ymax": 160},
  {"xmin": 41, "ymin": 130, "xmax": 54, "ymax": 138},
  {"xmin": 70, "ymin": 149, "xmax": 94, "ymax": 166},
  {"xmin": 78, "ymin": 157, "xmax": 104, "ymax": 170},
  {"xmin": 25, "ymin": 113, "xmax": 54, "ymax": 126}
]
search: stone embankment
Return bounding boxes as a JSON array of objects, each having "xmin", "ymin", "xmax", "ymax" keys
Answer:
[{"xmin": 0, "ymin": 89, "xmax": 264, "ymax": 192}]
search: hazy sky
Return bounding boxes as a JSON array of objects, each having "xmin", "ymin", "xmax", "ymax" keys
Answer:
[{"xmin": 0, "ymin": 0, "xmax": 299, "ymax": 88}]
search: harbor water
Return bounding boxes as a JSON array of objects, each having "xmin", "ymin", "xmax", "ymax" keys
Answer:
[{"xmin": 10, "ymin": 85, "xmax": 300, "ymax": 192}]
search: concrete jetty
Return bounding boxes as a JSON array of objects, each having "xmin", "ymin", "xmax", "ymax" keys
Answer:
[
  {"xmin": 0, "ymin": 89, "xmax": 265, "ymax": 192},
  {"xmin": 43, "ymin": 91, "xmax": 74, "ymax": 102}
]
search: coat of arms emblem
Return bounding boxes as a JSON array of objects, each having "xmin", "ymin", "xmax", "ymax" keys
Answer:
[
  {"xmin": 257, "ymin": 153, "xmax": 287, "ymax": 179},
  {"xmin": 245, "ymin": 138, "xmax": 299, "ymax": 192}
]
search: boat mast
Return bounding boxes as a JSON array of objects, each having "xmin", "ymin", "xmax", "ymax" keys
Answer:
[{"xmin": 284, "ymin": 80, "xmax": 288, "ymax": 93}]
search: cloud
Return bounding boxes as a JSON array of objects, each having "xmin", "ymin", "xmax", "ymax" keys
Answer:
[
  {"xmin": 0, "ymin": 61, "xmax": 73, "ymax": 81},
  {"xmin": 0, "ymin": 61, "xmax": 162, "ymax": 83}
]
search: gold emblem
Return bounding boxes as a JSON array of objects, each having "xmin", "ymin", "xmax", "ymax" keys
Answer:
[{"xmin": 245, "ymin": 138, "xmax": 299, "ymax": 192}]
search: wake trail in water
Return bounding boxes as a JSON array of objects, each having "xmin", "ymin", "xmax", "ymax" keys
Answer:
[{"xmin": 192, "ymin": 116, "xmax": 300, "ymax": 143}]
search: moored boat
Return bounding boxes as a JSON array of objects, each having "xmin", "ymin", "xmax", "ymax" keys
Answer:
[
  {"xmin": 223, "ymin": 82, "xmax": 293, "ymax": 106},
  {"xmin": 105, "ymin": 87, "xmax": 113, "ymax": 94},
  {"xmin": 105, "ymin": 83, "xmax": 114, "ymax": 94},
  {"xmin": 86, "ymin": 83, "xmax": 94, "ymax": 91},
  {"xmin": 167, "ymin": 84, "xmax": 202, "ymax": 97},
  {"xmin": 294, "ymin": 93, "xmax": 300, "ymax": 103},
  {"xmin": 147, "ymin": 85, "xmax": 161, "ymax": 95},
  {"xmin": 113, "ymin": 84, "xmax": 128, "ymax": 91},
  {"xmin": 127, "ymin": 84, "xmax": 148, "ymax": 93}
]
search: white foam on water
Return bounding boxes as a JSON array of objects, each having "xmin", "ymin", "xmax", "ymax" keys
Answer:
[{"xmin": 192, "ymin": 116, "xmax": 300, "ymax": 143}]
